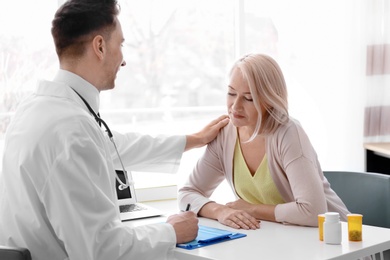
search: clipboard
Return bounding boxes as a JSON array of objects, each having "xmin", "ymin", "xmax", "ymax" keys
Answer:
[{"xmin": 177, "ymin": 225, "xmax": 247, "ymax": 250}]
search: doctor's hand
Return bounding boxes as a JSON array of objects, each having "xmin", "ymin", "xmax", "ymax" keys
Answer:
[
  {"xmin": 166, "ymin": 211, "xmax": 199, "ymax": 244},
  {"xmin": 184, "ymin": 114, "xmax": 230, "ymax": 151}
]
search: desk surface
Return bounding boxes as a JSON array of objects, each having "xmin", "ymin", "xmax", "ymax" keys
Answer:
[
  {"xmin": 126, "ymin": 200, "xmax": 390, "ymax": 260},
  {"xmin": 364, "ymin": 142, "xmax": 390, "ymax": 157}
]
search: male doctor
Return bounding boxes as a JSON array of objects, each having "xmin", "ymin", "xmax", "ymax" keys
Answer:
[{"xmin": 0, "ymin": 0, "xmax": 229, "ymax": 259}]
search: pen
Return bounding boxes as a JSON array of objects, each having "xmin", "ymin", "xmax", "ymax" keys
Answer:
[{"xmin": 185, "ymin": 203, "xmax": 191, "ymax": 211}]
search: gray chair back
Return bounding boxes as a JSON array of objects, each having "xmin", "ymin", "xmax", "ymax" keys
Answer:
[
  {"xmin": 0, "ymin": 246, "xmax": 31, "ymax": 260},
  {"xmin": 324, "ymin": 171, "xmax": 390, "ymax": 228}
]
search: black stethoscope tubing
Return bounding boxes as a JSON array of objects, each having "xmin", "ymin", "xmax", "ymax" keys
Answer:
[{"xmin": 71, "ymin": 88, "xmax": 130, "ymax": 190}]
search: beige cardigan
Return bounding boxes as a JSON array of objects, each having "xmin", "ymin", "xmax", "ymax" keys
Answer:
[{"xmin": 178, "ymin": 119, "xmax": 349, "ymax": 227}]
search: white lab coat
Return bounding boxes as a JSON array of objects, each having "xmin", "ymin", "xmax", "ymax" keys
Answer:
[{"xmin": 0, "ymin": 70, "xmax": 186, "ymax": 260}]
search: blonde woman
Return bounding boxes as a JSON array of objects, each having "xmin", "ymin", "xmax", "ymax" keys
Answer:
[{"xmin": 179, "ymin": 54, "xmax": 349, "ymax": 229}]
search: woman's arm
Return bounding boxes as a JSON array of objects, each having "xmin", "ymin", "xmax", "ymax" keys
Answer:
[
  {"xmin": 270, "ymin": 121, "xmax": 328, "ymax": 226},
  {"xmin": 225, "ymin": 199, "xmax": 276, "ymax": 222},
  {"xmin": 274, "ymin": 156, "xmax": 327, "ymax": 226},
  {"xmin": 179, "ymin": 124, "xmax": 233, "ymax": 214}
]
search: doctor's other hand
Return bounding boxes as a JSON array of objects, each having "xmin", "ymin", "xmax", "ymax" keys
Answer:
[
  {"xmin": 217, "ymin": 206, "xmax": 260, "ymax": 230},
  {"xmin": 166, "ymin": 211, "xmax": 199, "ymax": 244},
  {"xmin": 185, "ymin": 114, "xmax": 230, "ymax": 151}
]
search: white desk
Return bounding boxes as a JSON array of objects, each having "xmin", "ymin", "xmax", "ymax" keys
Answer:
[
  {"xmin": 126, "ymin": 200, "xmax": 390, "ymax": 260},
  {"xmin": 364, "ymin": 142, "xmax": 390, "ymax": 174}
]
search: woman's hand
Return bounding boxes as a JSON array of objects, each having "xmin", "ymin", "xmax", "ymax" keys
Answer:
[
  {"xmin": 226, "ymin": 199, "xmax": 277, "ymax": 223},
  {"xmin": 216, "ymin": 206, "xmax": 260, "ymax": 230}
]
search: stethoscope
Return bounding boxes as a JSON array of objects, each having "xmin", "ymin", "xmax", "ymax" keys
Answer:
[{"xmin": 71, "ymin": 88, "xmax": 130, "ymax": 190}]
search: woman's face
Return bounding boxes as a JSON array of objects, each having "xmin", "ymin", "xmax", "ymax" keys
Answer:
[{"xmin": 227, "ymin": 67, "xmax": 259, "ymax": 131}]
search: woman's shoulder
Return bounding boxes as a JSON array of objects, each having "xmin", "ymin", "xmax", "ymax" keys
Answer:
[
  {"xmin": 218, "ymin": 121, "xmax": 237, "ymax": 140},
  {"xmin": 208, "ymin": 120, "xmax": 237, "ymax": 151},
  {"xmin": 273, "ymin": 117, "xmax": 305, "ymax": 136},
  {"xmin": 270, "ymin": 117, "xmax": 317, "ymax": 156},
  {"xmin": 270, "ymin": 117, "xmax": 315, "ymax": 151}
]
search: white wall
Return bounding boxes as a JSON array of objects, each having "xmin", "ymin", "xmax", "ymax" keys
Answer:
[{"xmin": 265, "ymin": 0, "xmax": 367, "ymax": 172}]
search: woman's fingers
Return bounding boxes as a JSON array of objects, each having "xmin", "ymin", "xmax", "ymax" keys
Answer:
[{"xmin": 226, "ymin": 212, "xmax": 260, "ymax": 230}]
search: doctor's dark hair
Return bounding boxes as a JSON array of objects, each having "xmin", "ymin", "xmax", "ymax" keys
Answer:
[
  {"xmin": 51, "ymin": 0, "xmax": 120, "ymax": 58},
  {"xmin": 230, "ymin": 54, "xmax": 289, "ymax": 140}
]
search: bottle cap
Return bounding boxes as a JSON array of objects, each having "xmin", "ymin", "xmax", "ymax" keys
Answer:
[{"xmin": 325, "ymin": 212, "xmax": 340, "ymax": 222}]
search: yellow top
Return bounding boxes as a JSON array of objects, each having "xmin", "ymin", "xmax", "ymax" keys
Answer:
[{"xmin": 233, "ymin": 139, "xmax": 284, "ymax": 205}]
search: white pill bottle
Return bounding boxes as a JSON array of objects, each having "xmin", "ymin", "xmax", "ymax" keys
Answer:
[{"xmin": 323, "ymin": 212, "xmax": 342, "ymax": 245}]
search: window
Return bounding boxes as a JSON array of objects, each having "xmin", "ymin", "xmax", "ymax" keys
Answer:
[
  {"xmin": 0, "ymin": 0, "xmax": 237, "ymax": 200},
  {"xmin": 0, "ymin": 0, "xmax": 366, "ymax": 201},
  {"xmin": 104, "ymin": 1, "xmax": 237, "ymax": 197},
  {"xmin": 104, "ymin": 0, "xmax": 237, "ymax": 137}
]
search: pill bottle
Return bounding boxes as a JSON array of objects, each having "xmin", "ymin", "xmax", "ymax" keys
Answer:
[
  {"xmin": 347, "ymin": 214, "xmax": 363, "ymax": 241},
  {"xmin": 323, "ymin": 212, "xmax": 342, "ymax": 245},
  {"xmin": 318, "ymin": 214, "xmax": 325, "ymax": 241}
]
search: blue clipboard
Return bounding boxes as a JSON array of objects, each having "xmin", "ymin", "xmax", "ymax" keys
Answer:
[{"xmin": 177, "ymin": 225, "xmax": 247, "ymax": 250}]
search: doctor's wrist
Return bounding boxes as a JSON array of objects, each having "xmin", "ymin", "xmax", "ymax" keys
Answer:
[{"xmin": 184, "ymin": 134, "xmax": 204, "ymax": 151}]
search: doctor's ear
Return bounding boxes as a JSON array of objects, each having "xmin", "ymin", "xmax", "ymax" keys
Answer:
[{"xmin": 92, "ymin": 35, "xmax": 105, "ymax": 60}]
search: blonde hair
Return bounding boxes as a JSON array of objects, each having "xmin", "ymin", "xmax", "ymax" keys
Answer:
[{"xmin": 230, "ymin": 54, "xmax": 289, "ymax": 140}]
